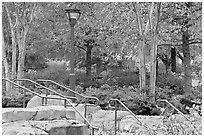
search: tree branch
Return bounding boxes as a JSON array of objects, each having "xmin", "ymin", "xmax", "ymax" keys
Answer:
[
  {"xmin": 76, "ymin": 45, "xmax": 87, "ymax": 52},
  {"xmin": 189, "ymin": 41, "xmax": 202, "ymax": 45}
]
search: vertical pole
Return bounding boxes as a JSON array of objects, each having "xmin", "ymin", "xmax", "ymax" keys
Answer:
[
  {"xmin": 69, "ymin": 20, "xmax": 76, "ymax": 96},
  {"xmin": 42, "ymin": 97, "xmax": 44, "ymax": 106},
  {"xmin": 84, "ymin": 98, "xmax": 87, "ymax": 124},
  {"xmin": 23, "ymin": 90, "xmax": 26, "ymax": 108},
  {"xmin": 64, "ymin": 99, "xmax": 67, "ymax": 108},
  {"xmin": 92, "ymin": 128, "xmax": 94, "ymax": 135},
  {"xmin": 45, "ymin": 90, "xmax": 48, "ymax": 105},
  {"xmin": 115, "ymin": 100, "xmax": 117, "ymax": 135}
]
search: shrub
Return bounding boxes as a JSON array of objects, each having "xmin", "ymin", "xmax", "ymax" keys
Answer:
[{"xmin": 76, "ymin": 85, "xmax": 160, "ymax": 115}]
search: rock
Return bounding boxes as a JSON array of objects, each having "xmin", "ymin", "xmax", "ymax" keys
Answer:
[
  {"xmin": 119, "ymin": 115, "xmax": 141, "ymax": 133},
  {"xmin": 49, "ymin": 122, "xmax": 90, "ymax": 135},
  {"xmin": 69, "ymin": 104, "xmax": 101, "ymax": 122},
  {"xmin": 2, "ymin": 106, "xmax": 76, "ymax": 123},
  {"xmin": 90, "ymin": 110, "xmax": 130, "ymax": 131},
  {"xmin": 26, "ymin": 95, "xmax": 66, "ymax": 108},
  {"xmin": 2, "ymin": 120, "xmax": 89, "ymax": 135},
  {"xmin": 169, "ymin": 113, "xmax": 202, "ymax": 123}
]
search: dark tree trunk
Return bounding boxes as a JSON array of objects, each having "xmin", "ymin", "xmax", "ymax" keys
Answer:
[
  {"xmin": 86, "ymin": 45, "xmax": 92, "ymax": 77},
  {"xmin": 158, "ymin": 53, "xmax": 171, "ymax": 74},
  {"xmin": 171, "ymin": 46, "xmax": 176, "ymax": 73},
  {"xmin": 156, "ymin": 56, "xmax": 158, "ymax": 80},
  {"xmin": 182, "ymin": 29, "xmax": 192, "ymax": 94},
  {"xmin": 96, "ymin": 58, "xmax": 103, "ymax": 75}
]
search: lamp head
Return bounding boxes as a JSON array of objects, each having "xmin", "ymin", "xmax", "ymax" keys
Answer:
[{"xmin": 65, "ymin": 9, "xmax": 81, "ymax": 21}]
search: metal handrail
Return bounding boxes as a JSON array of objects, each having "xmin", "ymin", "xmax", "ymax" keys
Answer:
[
  {"xmin": 109, "ymin": 98, "xmax": 149, "ymax": 135},
  {"xmin": 157, "ymin": 99, "xmax": 191, "ymax": 121},
  {"xmin": 157, "ymin": 99, "xmax": 200, "ymax": 133},
  {"xmin": 3, "ymin": 78, "xmax": 42, "ymax": 108},
  {"xmin": 36, "ymin": 79, "xmax": 100, "ymax": 124},
  {"xmin": 36, "ymin": 79, "xmax": 99, "ymax": 103},
  {"xmin": 14, "ymin": 79, "xmax": 78, "ymax": 104},
  {"xmin": 2, "ymin": 78, "xmax": 99, "ymax": 135}
]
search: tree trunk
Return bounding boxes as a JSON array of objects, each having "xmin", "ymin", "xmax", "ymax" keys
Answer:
[
  {"xmin": 86, "ymin": 45, "xmax": 92, "ymax": 77},
  {"xmin": 171, "ymin": 46, "xmax": 176, "ymax": 73},
  {"xmin": 133, "ymin": 3, "xmax": 147, "ymax": 90},
  {"xmin": 9, "ymin": 16, "xmax": 17, "ymax": 80},
  {"xmin": 2, "ymin": 32, "xmax": 11, "ymax": 94},
  {"xmin": 96, "ymin": 58, "xmax": 103, "ymax": 75},
  {"xmin": 182, "ymin": 29, "xmax": 192, "ymax": 94},
  {"xmin": 158, "ymin": 53, "xmax": 171, "ymax": 74},
  {"xmin": 156, "ymin": 56, "xmax": 158, "ymax": 80},
  {"xmin": 150, "ymin": 2, "xmax": 161, "ymax": 103},
  {"xmin": 17, "ymin": 37, "xmax": 26, "ymax": 80}
]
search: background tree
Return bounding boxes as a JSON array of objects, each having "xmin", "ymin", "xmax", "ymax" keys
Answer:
[
  {"xmin": 2, "ymin": 2, "xmax": 37, "ymax": 93},
  {"xmin": 149, "ymin": 2, "xmax": 161, "ymax": 103}
]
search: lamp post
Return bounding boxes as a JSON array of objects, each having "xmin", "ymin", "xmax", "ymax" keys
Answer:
[{"xmin": 65, "ymin": 9, "xmax": 81, "ymax": 94}]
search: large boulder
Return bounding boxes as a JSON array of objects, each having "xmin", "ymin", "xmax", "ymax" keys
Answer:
[
  {"xmin": 26, "ymin": 95, "xmax": 102, "ymax": 123},
  {"xmin": 119, "ymin": 115, "xmax": 163, "ymax": 134},
  {"xmin": 90, "ymin": 110, "xmax": 130, "ymax": 131},
  {"xmin": 71, "ymin": 104, "xmax": 101, "ymax": 122},
  {"xmin": 2, "ymin": 120, "xmax": 89, "ymax": 135},
  {"xmin": 2, "ymin": 106, "xmax": 76, "ymax": 123},
  {"xmin": 26, "ymin": 95, "xmax": 66, "ymax": 108}
]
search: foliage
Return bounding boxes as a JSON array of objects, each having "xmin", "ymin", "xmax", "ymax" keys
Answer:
[{"xmin": 2, "ymin": 90, "xmax": 32, "ymax": 108}]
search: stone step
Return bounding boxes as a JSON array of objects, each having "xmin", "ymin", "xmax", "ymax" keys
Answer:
[
  {"xmin": 2, "ymin": 120, "xmax": 90, "ymax": 135},
  {"xmin": 2, "ymin": 106, "xmax": 76, "ymax": 124}
]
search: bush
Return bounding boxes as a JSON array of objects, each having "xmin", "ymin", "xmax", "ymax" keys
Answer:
[
  {"xmin": 24, "ymin": 63, "xmax": 70, "ymax": 85},
  {"xmin": 76, "ymin": 84, "xmax": 161, "ymax": 115},
  {"xmin": 2, "ymin": 91, "xmax": 32, "ymax": 108}
]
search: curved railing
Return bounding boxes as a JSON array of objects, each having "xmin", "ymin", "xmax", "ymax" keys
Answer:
[
  {"xmin": 109, "ymin": 98, "xmax": 149, "ymax": 135},
  {"xmin": 36, "ymin": 79, "xmax": 99, "ymax": 103},
  {"xmin": 14, "ymin": 79, "xmax": 78, "ymax": 105},
  {"xmin": 2, "ymin": 78, "xmax": 99, "ymax": 135},
  {"xmin": 157, "ymin": 99, "xmax": 199, "ymax": 133},
  {"xmin": 35, "ymin": 79, "xmax": 99, "ymax": 124},
  {"xmin": 157, "ymin": 99, "xmax": 191, "ymax": 121}
]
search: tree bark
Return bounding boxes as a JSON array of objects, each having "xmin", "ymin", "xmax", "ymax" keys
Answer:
[
  {"xmin": 182, "ymin": 29, "xmax": 192, "ymax": 94},
  {"xmin": 86, "ymin": 44, "xmax": 92, "ymax": 77},
  {"xmin": 96, "ymin": 57, "xmax": 103, "ymax": 75},
  {"xmin": 150, "ymin": 2, "xmax": 161, "ymax": 103},
  {"xmin": 158, "ymin": 53, "xmax": 171, "ymax": 74},
  {"xmin": 5, "ymin": 4, "xmax": 17, "ymax": 80},
  {"xmin": 171, "ymin": 46, "xmax": 176, "ymax": 73},
  {"xmin": 133, "ymin": 3, "xmax": 146, "ymax": 90},
  {"xmin": 2, "ymin": 32, "xmax": 11, "ymax": 93}
]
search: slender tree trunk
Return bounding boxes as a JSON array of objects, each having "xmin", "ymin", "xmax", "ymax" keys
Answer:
[
  {"xmin": 133, "ymin": 3, "xmax": 146, "ymax": 90},
  {"xmin": 2, "ymin": 32, "xmax": 11, "ymax": 93},
  {"xmin": 156, "ymin": 56, "xmax": 158, "ymax": 80},
  {"xmin": 171, "ymin": 46, "xmax": 176, "ymax": 73},
  {"xmin": 17, "ymin": 26, "xmax": 29, "ymax": 81},
  {"xmin": 86, "ymin": 45, "xmax": 92, "ymax": 77},
  {"xmin": 182, "ymin": 29, "xmax": 192, "ymax": 94},
  {"xmin": 96, "ymin": 58, "xmax": 103, "ymax": 75},
  {"xmin": 150, "ymin": 2, "xmax": 161, "ymax": 103}
]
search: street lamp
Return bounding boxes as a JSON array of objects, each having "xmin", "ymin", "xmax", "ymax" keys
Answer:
[{"xmin": 65, "ymin": 9, "xmax": 81, "ymax": 94}]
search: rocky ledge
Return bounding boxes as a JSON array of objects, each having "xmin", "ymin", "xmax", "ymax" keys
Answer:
[{"xmin": 2, "ymin": 106, "xmax": 90, "ymax": 135}]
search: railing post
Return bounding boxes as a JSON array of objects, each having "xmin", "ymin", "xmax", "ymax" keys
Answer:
[
  {"xmin": 114, "ymin": 100, "xmax": 117, "ymax": 135},
  {"xmin": 42, "ymin": 97, "xmax": 44, "ymax": 106},
  {"xmin": 45, "ymin": 90, "xmax": 48, "ymax": 105},
  {"xmin": 92, "ymin": 128, "xmax": 94, "ymax": 135},
  {"xmin": 23, "ymin": 90, "xmax": 26, "ymax": 108},
  {"xmin": 64, "ymin": 99, "xmax": 67, "ymax": 108},
  {"xmin": 84, "ymin": 98, "xmax": 87, "ymax": 124}
]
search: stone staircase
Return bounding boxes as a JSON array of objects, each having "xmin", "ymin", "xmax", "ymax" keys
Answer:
[{"xmin": 2, "ymin": 106, "xmax": 90, "ymax": 135}]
